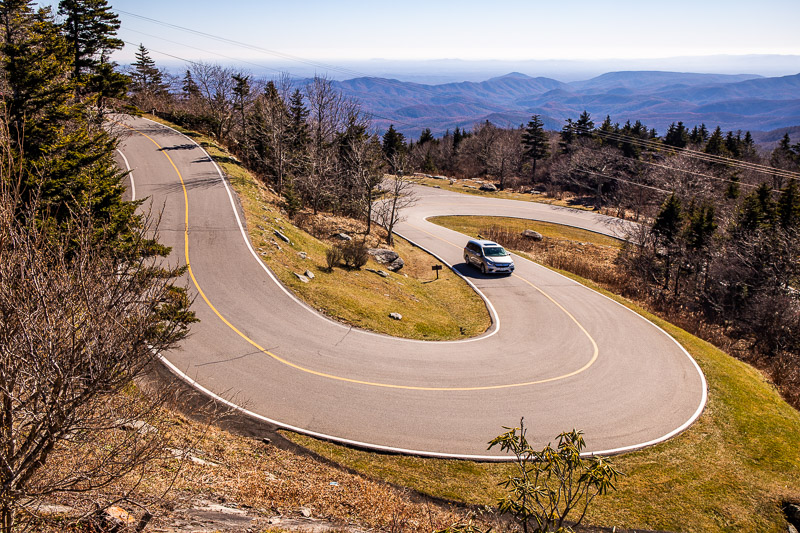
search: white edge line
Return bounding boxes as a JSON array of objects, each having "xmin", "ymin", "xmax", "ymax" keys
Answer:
[
  {"xmin": 116, "ymin": 149, "xmax": 135, "ymax": 201},
  {"xmin": 127, "ymin": 116, "xmax": 707, "ymax": 461}
]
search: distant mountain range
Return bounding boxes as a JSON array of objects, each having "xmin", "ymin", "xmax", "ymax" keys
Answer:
[{"xmin": 328, "ymin": 71, "xmax": 800, "ymax": 140}]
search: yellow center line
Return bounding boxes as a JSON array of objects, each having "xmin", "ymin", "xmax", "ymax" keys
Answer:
[{"xmin": 121, "ymin": 120, "xmax": 597, "ymax": 390}]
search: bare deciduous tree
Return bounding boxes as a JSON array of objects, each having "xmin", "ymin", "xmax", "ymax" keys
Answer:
[
  {"xmin": 0, "ymin": 183, "xmax": 193, "ymax": 532},
  {"xmin": 374, "ymin": 173, "xmax": 417, "ymax": 245}
]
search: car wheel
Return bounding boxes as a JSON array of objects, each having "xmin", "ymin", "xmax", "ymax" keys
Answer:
[
  {"xmin": 480, "ymin": 263, "xmax": 487, "ymax": 274},
  {"xmin": 464, "ymin": 254, "xmax": 470, "ymax": 266}
]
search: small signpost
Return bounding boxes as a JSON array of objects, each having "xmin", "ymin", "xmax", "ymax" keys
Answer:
[{"xmin": 432, "ymin": 264, "xmax": 443, "ymax": 280}]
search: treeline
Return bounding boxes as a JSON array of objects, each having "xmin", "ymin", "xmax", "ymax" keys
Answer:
[{"xmin": 127, "ymin": 51, "xmax": 408, "ymax": 231}]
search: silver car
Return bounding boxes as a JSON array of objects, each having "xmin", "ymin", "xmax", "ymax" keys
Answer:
[{"xmin": 463, "ymin": 239, "xmax": 515, "ymax": 274}]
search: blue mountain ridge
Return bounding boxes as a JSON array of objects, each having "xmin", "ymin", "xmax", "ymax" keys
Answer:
[{"xmin": 326, "ymin": 71, "xmax": 800, "ymax": 139}]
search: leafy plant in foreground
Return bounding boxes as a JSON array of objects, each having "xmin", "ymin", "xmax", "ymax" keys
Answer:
[{"xmin": 488, "ymin": 419, "xmax": 620, "ymax": 532}]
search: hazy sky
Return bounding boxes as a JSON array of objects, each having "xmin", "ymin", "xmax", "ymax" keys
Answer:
[{"xmin": 38, "ymin": 0, "xmax": 800, "ymax": 71}]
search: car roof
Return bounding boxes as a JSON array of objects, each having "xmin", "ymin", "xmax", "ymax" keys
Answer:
[{"xmin": 468, "ymin": 239, "xmax": 500, "ymax": 247}]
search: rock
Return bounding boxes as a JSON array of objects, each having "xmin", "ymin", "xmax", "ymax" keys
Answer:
[
  {"xmin": 389, "ymin": 312, "xmax": 402, "ymax": 320},
  {"xmin": 300, "ymin": 507, "xmax": 312, "ymax": 518},
  {"xmin": 200, "ymin": 504, "xmax": 247, "ymax": 516},
  {"xmin": 522, "ymin": 229, "xmax": 543, "ymax": 241},
  {"xmin": 463, "ymin": 184, "xmax": 477, "ymax": 189},
  {"xmin": 262, "ymin": 437, "xmax": 272, "ymax": 445},
  {"xmin": 333, "ymin": 232, "xmax": 352, "ymax": 241},
  {"xmin": 367, "ymin": 248, "xmax": 399, "ymax": 264},
  {"xmin": 298, "ymin": 251, "xmax": 307, "ymax": 259},
  {"xmin": 294, "ymin": 273, "xmax": 309, "ymax": 283},
  {"xmin": 118, "ymin": 419, "xmax": 157, "ymax": 434},
  {"xmin": 432, "ymin": 175, "xmax": 448, "ymax": 180},
  {"xmin": 104, "ymin": 506, "xmax": 136, "ymax": 528},
  {"xmin": 189, "ymin": 455, "xmax": 220, "ymax": 467},
  {"xmin": 304, "ymin": 270, "xmax": 315, "ymax": 280},
  {"xmin": 387, "ymin": 257, "xmax": 405, "ymax": 272},
  {"xmin": 786, "ymin": 504, "xmax": 800, "ymax": 529},
  {"xmin": 377, "ymin": 270, "xmax": 390, "ymax": 278},
  {"xmin": 789, "ymin": 525, "xmax": 798, "ymax": 533},
  {"xmin": 433, "ymin": 185, "xmax": 441, "ymax": 188},
  {"xmin": 479, "ymin": 183, "xmax": 498, "ymax": 192},
  {"xmin": 274, "ymin": 229, "xmax": 291, "ymax": 244}
]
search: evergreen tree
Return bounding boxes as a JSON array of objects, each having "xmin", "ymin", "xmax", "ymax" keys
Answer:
[
  {"xmin": 521, "ymin": 114, "xmax": 549, "ymax": 181},
  {"xmin": 232, "ymin": 73, "xmax": 250, "ymax": 158},
  {"xmin": 575, "ymin": 110, "xmax": 594, "ymax": 138},
  {"xmin": 382, "ymin": 124, "xmax": 406, "ymax": 174},
  {"xmin": 453, "ymin": 126, "xmax": 464, "ymax": 150},
  {"xmin": 704, "ymin": 126, "xmax": 728, "ymax": 156},
  {"xmin": 182, "ymin": 69, "xmax": 200, "ymax": 99},
  {"xmin": 418, "ymin": 128, "xmax": 434, "ymax": 145},
  {"xmin": 286, "ymin": 88, "xmax": 310, "ymax": 180},
  {"xmin": 726, "ymin": 174, "xmax": 741, "ymax": 200},
  {"xmin": 130, "ymin": 43, "xmax": 165, "ymax": 95},
  {"xmin": 57, "ymin": 0, "xmax": 122, "ymax": 86},
  {"xmin": 737, "ymin": 183, "xmax": 776, "ymax": 231},
  {"xmin": 559, "ymin": 118, "xmax": 576, "ymax": 153},
  {"xmin": 685, "ymin": 201, "xmax": 717, "ymax": 251},
  {"xmin": 653, "ymin": 194, "xmax": 684, "ymax": 247},
  {"xmin": 664, "ymin": 121, "xmax": 689, "ymax": 148},
  {"xmin": 777, "ymin": 179, "xmax": 800, "ymax": 228},
  {"xmin": 597, "ymin": 115, "xmax": 617, "ymax": 147}
]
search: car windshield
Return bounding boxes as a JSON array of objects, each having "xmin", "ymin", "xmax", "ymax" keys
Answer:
[{"xmin": 483, "ymin": 246, "xmax": 507, "ymax": 257}]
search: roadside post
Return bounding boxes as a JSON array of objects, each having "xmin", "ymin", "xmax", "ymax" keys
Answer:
[{"xmin": 432, "ymin": 264, "xmax": 442, "ymax": 280}]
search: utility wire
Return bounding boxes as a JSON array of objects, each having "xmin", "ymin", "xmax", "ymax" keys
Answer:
[{"xmin": 592, "ymin": 129, "xmax": 800, "ymax": 181}]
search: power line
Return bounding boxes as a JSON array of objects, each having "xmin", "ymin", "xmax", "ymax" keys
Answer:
[
  {"xmin": 592, "ymin": 129, "xmax": 800, "ymax": 181},
  {"xmin": 115, "ymin": 9, "xmax": 447, "ymax": 102}
]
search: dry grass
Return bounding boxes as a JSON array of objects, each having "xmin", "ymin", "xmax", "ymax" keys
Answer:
[{"xmin": 33, "ymin": 391, "xmax": 498, "ymax": 532}]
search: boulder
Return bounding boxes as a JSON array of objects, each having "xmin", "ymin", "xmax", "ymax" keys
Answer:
[
  {"xmin": 479, "ymin": 183, "xmax": 498, "ymax": 192},
  {"xmin": 522, "ymin": 229, "xmax": 543, "ymax": 241},
  {"xmin": 389, "ymin": 312, "xmax": 402, "ymax": 320},
  {"xmin": 298, "ymin": 251, "xmax": 307, "ymax": 259},
  {"xmin": 273, "ymin": 229, "xmax": 291, "ymax": 244},
  {"xmin": 304, "ymin": 270, "xmax": 315, "ymax": 280},
  {"xmin": 367, "ymin": 248, "xmax": 399, "ymax": 264},
  {"xmin": 333, "ymin": 233, "xmax": 352, "ymax": 241},
  {"xmin": 293, "ymin": 273, "xmax": 309, "ymax": 283},
  {"xmin": 387, "ymin": 257, "xmax": 405, "ymax": 272}
]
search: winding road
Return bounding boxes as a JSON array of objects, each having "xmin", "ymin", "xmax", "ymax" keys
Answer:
[{"xmin": 116, "ymin": 115, "xmax": 706, "ymax": 459}]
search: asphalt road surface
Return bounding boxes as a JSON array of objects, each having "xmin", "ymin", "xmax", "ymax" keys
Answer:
[{"xmin": 115, "ymin": 116, "xmax": 706, "ymax": 459}]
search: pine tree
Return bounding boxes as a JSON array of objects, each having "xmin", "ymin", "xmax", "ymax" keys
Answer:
[
  {"xmin": 453, "ymin": 126, "xmax": 464, "ymax": 150},
  {"xmin": 777, "ymin": 179, "xmax": 800, "ymax": 228},
  {"xmin": 418, "ymin": 128, "xmax": 434, "ymax": 145},
  {"xmin": 653, "ymin": 194, "xmax": 684, "ymax": 247},
  {"xmin": 598, "ymin": 115, "xmax": 617, "ymax": 147},
  {"xmin": 57, "ymin": 0, "xmax": 122, "ymax": 86},
  {"xmin": 685, "ymin": 201, "xmax": 717, "ymax": 251},
  {"xmin": 664, "ymin": 122, "xmax": 689, "ymax": 148},
  {"xmin": 232, "ymin": 73, "xmax": 250, "ymax": 158},
  {"xmin": 286, "ymin": 88, "xmax": 310, "ymax": 181},
  {"xmin": 575, "ymin": 110, "xmax": 594, "ymax": 138},
  {"xmin": 559, "ymin": 118, "xmax": 576, "ymax": 153},
  {"xmin": 521, "ymin": 114, "xmax": 549, "ymax": 182},
  {"xmin": 737, "ymin": 183, "xmax": 776, "ymax": 231},
  {"xmin": 382, "ymin": 124, "xmax": 406, "ymax": 174},
  {"xmin": 130, "ymin": 44, "xmax": 165, "ymax": 95},
  {"xmin": 182, "ymin": 69, "xmax": 200, "ymax": 99},
  {"xmin": 704, "ymin": 126, "xmax": 728, "ymax": 156}
]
